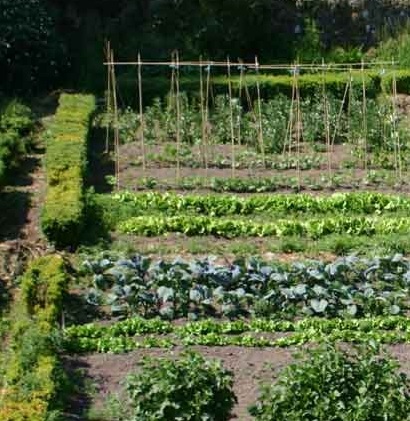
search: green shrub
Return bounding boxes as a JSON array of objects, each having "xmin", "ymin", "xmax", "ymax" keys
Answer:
[
  {"xmin": 0, "ymin": 254, "xmax": 69, "ymax": 420},
  {"xmin": 21, "ymin": 255, "xmax": 68, "ymax": 324},
  {"xmin": 41, "ymin": 93, "xmax": 96, "ymax": 247},
  {"xmin": 117, "ymin": 71, "xmax": 380, "ymax": 106},
  {"xmin": 0, "ymin": 99, "xmax": 33, "ymax": 184},
  {"xmin": 250, "ymin": 343, "xmax": 410, "ymax": 421},
  {"xmin": 114, "ymin": 351, "xmax": 236, "ymax": 420},
  {"xmin": 381, "ymin": 70, "xmax": 410, "ymax": 94}
]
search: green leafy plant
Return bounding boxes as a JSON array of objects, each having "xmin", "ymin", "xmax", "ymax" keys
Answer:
[
  {"xmin": 111, "ymin": 351, "xmax": 236, "ymax": 421},
  {"xmin": 0, "ymin": 98, "xmax": 33, "ymax": 184},
  {"xmin": 249, "ymin": 342, "xmax": 410, "ymax": 421}
]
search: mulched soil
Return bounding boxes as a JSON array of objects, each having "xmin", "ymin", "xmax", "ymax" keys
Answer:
[{"xmin": 65, "ymin": 344, "xmax": 410, "ymax": 421}]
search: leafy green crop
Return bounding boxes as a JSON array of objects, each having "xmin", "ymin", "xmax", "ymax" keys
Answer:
[
  {"xmin": 113, "ymin": 191, "xmax": 410, "ymax": 218},
  {"xmin": 118, "ymin": 214, "xmax": 410, "ymax": 239},
  {"xmin": 64, "ymin": 316, "xmax": 410, "ymax": 354},
  {"xmin": 81, "ymin": 254, "xmax": 410, "ymax": 320},
  {"xmin": 250, "ymin": 343, "xmax": 410, "ymax": 421},
  {"xmin": 110, "ymin": 351, "xmax": 236, "ymax": 421}
]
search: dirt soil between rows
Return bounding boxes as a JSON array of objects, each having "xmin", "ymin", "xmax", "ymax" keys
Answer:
[{"xmin": 65, "ymin": 344, "xmax": 410, "ymax": 421}]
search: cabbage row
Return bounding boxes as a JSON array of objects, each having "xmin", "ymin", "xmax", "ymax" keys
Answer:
[{"xmin": 83, "ymin": 254, "xmax": 410, "ymax": 320}]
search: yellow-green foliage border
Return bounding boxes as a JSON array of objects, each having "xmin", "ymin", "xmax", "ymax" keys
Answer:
[
  {"xmin": 41, "ymin": 94, "xmax": 96, "ymax": 247},
  {"xmin": 0, "ymin": 255, "xmax": 69, "ymax": 421}
]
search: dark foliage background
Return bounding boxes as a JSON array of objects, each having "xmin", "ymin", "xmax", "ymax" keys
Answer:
[{"xmin": 1, "ymin": 0, "xmax": 410, "ymax": 93}]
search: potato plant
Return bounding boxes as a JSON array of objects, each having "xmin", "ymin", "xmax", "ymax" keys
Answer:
[
  {"xmin": 108, "ymin": 352, "xmax": 236, "ymax": 421},
  {"xmin": 250, "ymin": 343, "xmax": 410, "ymax": 421}
]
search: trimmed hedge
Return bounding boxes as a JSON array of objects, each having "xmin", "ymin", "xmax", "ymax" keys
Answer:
[
  {"xmin": 381, "ymin": 69, "xmax": 410, "ymax": 94},
  {"xmin": 0, "ymin": 255, "xmax": 68, "ymax": 421},
  {"xmin": 118, "ymin": 70, "xmax": 383, "ymax": 106},
  {"xmin": 41, "ymin": 93, "xmax": 96, "ymax": 247},
  {"xmin": 118, "ymin": 69, "xmax": 410, "ymax": 106}
]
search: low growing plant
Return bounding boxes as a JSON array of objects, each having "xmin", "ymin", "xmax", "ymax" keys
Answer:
[
  {"xmin": 110, "ymin": 351, "xmax": 236, "ymax": 421},
  {"xmin": 249, "ymin": 342, "xmax": 410, "ymax": 421}
]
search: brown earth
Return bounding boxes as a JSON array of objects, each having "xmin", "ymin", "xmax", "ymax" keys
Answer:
[{"xmin": 65, "ymin": 344, "xmax": 410, "ymax": 421}]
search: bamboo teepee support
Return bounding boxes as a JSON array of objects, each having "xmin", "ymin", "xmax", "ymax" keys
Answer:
[
  {"xmin": 227, "ymin": 57, "xmax": 236, "ymax": 177},
  {"xmin": 295, "ymin": 65, "xmax": 302, "ymax": 190},
  {"xmin": 391, "ymin": 67, "xmax": 402, "ymax": 180},
  {"xmin": 105, "ymin": 41, "xmax": 112, "ymax": 153},
  {"xmin": 137, "ymin": 52, "xmax": 146, "ymax": 175},
  {"xmin": 110, "ymin": 48, "xmax": 121, "ymax": 191},
  {"xmin": 361, "ymin": 60, "xmax": 368, "ymax": 173},
  {"xmin": 322, "ymin": 59, "xmax": 332, "ymax": 180},
  {"xmin": 284, "ymin": 67, "xmax": 297, "ymax": 156},
  {"xmin": 199, "ymin": 57, "xmax": 209, "ymax": 174},
  {"xmin": 255, "ymin": 56, "xmax": 265, "ymax": 168},
  {"xmin": 175, "ymin": 51, "xmax": 181, "ymax": 182}
]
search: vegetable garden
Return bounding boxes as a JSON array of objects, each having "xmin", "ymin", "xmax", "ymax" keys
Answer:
[{"xmin": 4, "ymin": 52, "xmax": 410, "ymax": 420}]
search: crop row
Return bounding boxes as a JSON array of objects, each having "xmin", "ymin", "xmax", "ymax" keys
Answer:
[
  {"xmin": 83, "ymin": 254, "xmax": 410, "ymax": 320},
  {"xmin": 66, "ymin": 316, "xmax": 410, "ymax": 339},
  {"xmin": 112, "ymin": 191, "xmax": 410, "ymax": 217},
  {"xmin": 126, "ymin": 171, "xmax": 408, "ymax": 193},
  {"xmin": 64, "ymin": 316, "xmax": 410, "ymax": 354},
  {"xmin": 118, "ymin": 214, "xmax": 410, "ymax": 238}
]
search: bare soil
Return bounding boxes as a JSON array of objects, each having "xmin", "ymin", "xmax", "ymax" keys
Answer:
[
  {"xmin": 65, "ymin": 344, "xmax": 410, "ymax": 421},
  {"xmin": 0, "ymin": 149, "xmax": 48, "ymax": 283}
]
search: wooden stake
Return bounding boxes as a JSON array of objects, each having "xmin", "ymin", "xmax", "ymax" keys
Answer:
[
  {"xmin": 199, "ymin": 57, "xmax": 209, "ymax": 175},
  {"xmin": 227, "ymin": 57, "xmax": 236, "ymax": 177},
  {"xmin": 110, "ymin": 49, "xmax": 121, "ymax": 191},
  {"xmin": 392, "ymin": 66, "xmax": 401, "ymax": 180},
  {"xmin": 255, "ymin": 56, "xmax": 265, "ymax": 167},
  {"xmin": 361, "ymin": 60, "xmax": 368, "ymax": 172},
  {"xmin": 205, "ymin": 64, "xmax": 211, "ymax": 174},
  {"xmin": 175, "ymin": 51, "xmax": 181, "ymax": 182},
  {"xmin": 105, "ymin": 40, "xmax": 111, "ymax": 153},
  {"xmin": 284, "ymin": 68, "xmax": 297, "ymax": 156},
  {"xmin": 331, "ymin": 79, "xmax": 350, "ymax": 150},
  {"xmin": 295, "ymin": 65, "xmax": 302, "ymax": 190},
  {"xmin": 138, "ymin": 52, "xmax": 146, "ymax": 175},
  {"xmin": 238, "ymin": 61, "xmax": 244, "ymax": 147},
  {"xmin": 322, "ymin": 59, "xmax": 332, "ymax": 180}
]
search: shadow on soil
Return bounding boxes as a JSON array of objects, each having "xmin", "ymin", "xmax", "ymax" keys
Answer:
[
  {"xmin": 87, "ymin": 127, "xmax": 115, "ymax": 193},
  {"xmin": 0, "ymin": 190, "xmax": 31, "ymax": 240},
  {"xmin": 62, "ymin": 357, "xmax": 95, "ymax": 421}
]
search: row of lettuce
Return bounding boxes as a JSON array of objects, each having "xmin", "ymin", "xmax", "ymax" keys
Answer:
[
  {"xmin": 64, "ymin": 316, "xmax": 410, "ymax": 354},
  {"xmin": 0, "ymin": 255, "xmax": 68, "ymax": 420}
]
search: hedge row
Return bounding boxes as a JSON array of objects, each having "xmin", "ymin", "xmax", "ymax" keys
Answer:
[
  {"xmin": 41, "ymin": 94, "xmax": 96, "ymax": 247},
  {"xmin": 0, "ymin": 99, "xmax": 33, "ymax": 185},
  {"xmin": 0, "ymin": 255, "xmax": 69, "ymax": 421},
  {"xmin": 118, "ymin": 69, "xmax": 410, "ymax": 105}
]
